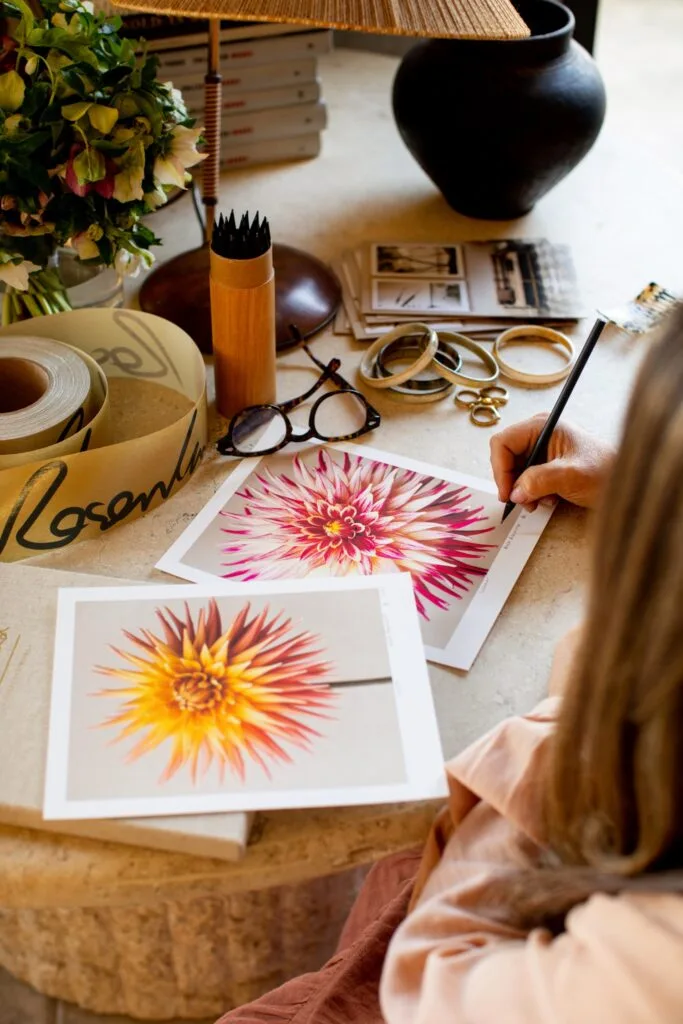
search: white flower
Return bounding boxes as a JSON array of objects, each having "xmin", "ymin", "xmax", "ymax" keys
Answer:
[
  {"xmin": 70, "ymin": 231, "xmax": 100, "ymax": 260},
  {"xmin": 114, "ymin": 248, "xmax": 154, "ymax": 278},
  {"xmin": 143, "ymin": 184, "xmax": 168, "ymax": 211},
  {"xmin": 161, "ymin": 81, "xmax": 188, "ymax": 117},
  {"xmin": 169, "ymin": 124, "xmax": 206, "ymax": 167},
  {"xmin": 115, "ymin": 249, "xmax": 139, "ymax": 277},
  {"xmin": 153, "ymin": 125, "xmax": 206, "ymax": 190},
  {"xmin": 59, "ymin": 0, "xmax": 94, "ymax": 10},
  {"xmin": 113, "ymin": 169, "xmax": 144, "ymax": 203},
  {"xmin": 162, "ymin": 81, "xmax": 184, "ymax": 106},
  {"xmin": 0, "ymin": 258, "xmax": 41, "ymax": 291},
  {"xmin": 153, "ymin": 155, "xmax": 185, "ymax": 190}
]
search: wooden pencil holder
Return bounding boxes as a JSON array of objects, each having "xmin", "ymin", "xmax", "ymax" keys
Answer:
[{"xmin": 210, "ymin": 246, "xmax": 276, "ymax": 419}]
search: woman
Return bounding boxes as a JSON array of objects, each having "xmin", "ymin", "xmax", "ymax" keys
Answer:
[{"xmin": 220, "ymin": 305, "xmax": 683, "ymax": 1024}]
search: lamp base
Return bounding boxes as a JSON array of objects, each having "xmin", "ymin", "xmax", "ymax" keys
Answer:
[{"xmin": 139, "ymin": 243, "xmax": 342, "ymax": 354}]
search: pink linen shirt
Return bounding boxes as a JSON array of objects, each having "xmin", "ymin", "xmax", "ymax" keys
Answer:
[{"xmin": 380, "ymin": 697, "xmax": 683, "ymax": 1023}]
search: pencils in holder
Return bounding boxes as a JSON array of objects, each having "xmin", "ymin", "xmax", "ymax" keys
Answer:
[
  {"xmin": 501, "ymin": 316, "xmax": 608, "ymax": 522},
  {"xmin": 210, "ymin": 210, "xmax": 276, "ymax": 419}
]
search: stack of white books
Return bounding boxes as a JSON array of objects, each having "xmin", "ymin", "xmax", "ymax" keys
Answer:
[
  {"xmin": 159, "ymin": 30, "xmax": 331, "ymax": 168},
  {"xmin": 108, "ymin": 9, "xmax": 333, "ymax": 169}
]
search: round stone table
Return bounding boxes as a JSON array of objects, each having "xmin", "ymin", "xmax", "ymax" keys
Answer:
[{"xmin": 2, "ymin": 48, "xmax": 682, "ymax": 1020}]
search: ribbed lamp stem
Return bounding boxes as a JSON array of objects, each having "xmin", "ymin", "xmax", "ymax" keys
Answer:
[{"xmin": 202, "ymin": 18, "xmax": 222, "ymax": 245}]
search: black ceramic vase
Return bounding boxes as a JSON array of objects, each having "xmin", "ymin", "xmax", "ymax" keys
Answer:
[{"xmin": 392, "ymin": 0, "xmax": 606, "ymax": 219}]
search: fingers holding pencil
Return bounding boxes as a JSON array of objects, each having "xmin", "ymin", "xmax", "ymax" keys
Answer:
[
  {"xmin": 497, "ymin": 316, "xmax": 610, "ymax": 522},
  {"xmin": 490, "ymin": 416, "xmax": 615, "ymax": 511}
]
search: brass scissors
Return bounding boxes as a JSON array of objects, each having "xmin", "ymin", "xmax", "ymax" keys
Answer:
[{"xmin": 454, "ymin": 385, "xmax": 509, "ymax": 426}]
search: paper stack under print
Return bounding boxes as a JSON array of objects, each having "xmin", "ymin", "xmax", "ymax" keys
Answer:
[
  {"xmin": 44, "ymin": 576, "xmax": 446, "ymax": 820},
  {"xmin": 157, "ymin": 442, "xmax": 554, "ymax": 670}
]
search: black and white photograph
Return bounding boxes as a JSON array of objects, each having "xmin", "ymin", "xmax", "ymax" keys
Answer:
[
  {"xmin": 371, "ymin": 277, "xmax": 471, "ymax": 315},
  {"xmin": 372, "ymin": 243, "xmax": 464, "ymax": 279},
  {"xmin": 358, "ymin": 238, "xmax": 583, "ymax": 328},
  {"xmin": 458, "ymin": 239, "xmax": 583, "ymax": 319}
]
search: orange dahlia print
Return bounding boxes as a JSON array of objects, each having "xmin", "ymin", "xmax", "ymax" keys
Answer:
[{"xmin": 93, "ymin": 600, "xmax": 334, "ymax": 783}]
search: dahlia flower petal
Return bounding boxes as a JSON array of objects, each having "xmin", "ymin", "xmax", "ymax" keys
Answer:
[
  {"xmin": 220, "ymin": 452, "xmax": 495, "ymax": 620},
  {"xmin": 93, "ymin": 600, "xmax": 334, "ymax": 783}
]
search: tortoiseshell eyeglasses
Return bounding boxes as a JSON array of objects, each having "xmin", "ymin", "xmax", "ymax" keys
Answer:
[{"xmin": 216, "ymin": 343, "xmax": 381, "ymax": 458}]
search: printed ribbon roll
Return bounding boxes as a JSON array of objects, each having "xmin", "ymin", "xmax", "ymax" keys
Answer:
[
  {"xmin": 0, "ymin": 309, "xmax": 207, "ymax": 563},
  {"xmin": 0, "ymin": 337, "xmax": 109, "ymax": 464}
]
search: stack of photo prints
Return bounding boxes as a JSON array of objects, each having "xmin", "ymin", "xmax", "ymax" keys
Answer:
[
  {"xmin": 333, "ymin": 239, "xmax": 584, "ymax": 341},
  {"xmin": 41, "ymin": 440, "xmax": 553, "ymax": 828}
]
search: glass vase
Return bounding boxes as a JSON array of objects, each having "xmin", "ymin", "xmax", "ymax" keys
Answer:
[
  {"xmin": 49, "ymin": 248, "xmax": 123, "ymax": 311},
  {"xmin": 1, "ymin": 248, "xmax": 123, "ymax": 325}
]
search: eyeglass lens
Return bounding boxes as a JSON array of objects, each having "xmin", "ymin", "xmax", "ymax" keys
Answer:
[
  {"xmin": 231, "ymin": 407, "xmax": 288, "ymax": 454},
  {"xmin": 313, "ymin": 391, "xmax": 370, "ymax": 440},
  {"xmin": 229, "ymin": 391, "xmax": 371, "ymax": 455}
]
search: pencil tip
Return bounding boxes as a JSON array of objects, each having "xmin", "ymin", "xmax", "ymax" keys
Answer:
[{"xmin": 211, "ymin": 208, "xmax": 272, "ymax": 259}]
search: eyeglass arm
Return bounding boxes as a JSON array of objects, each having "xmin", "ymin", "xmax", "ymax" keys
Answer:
[
  {"xmin": 287, "ymin": 325, "xmax": 377, "ymax": 411},
  {"xmin": 278, "ymin": 359, "xmax": 344, "ymax": 414}
]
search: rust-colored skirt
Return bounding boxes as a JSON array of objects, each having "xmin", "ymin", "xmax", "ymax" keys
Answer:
[{"xmin": 216, "ymin": 849, "xmax": 422, "ymax": 1024}]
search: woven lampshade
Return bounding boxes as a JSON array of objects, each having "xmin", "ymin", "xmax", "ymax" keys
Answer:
[{"xmin": 115, "ymin": 0, "xmax": 530, "ymax": 40}]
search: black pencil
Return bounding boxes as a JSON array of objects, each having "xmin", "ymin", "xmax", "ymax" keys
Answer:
[
  {"xmin": 211, "ymin": 209, "xmax": 271, "ymax": 260},
  {"xmin": 501, "ymin": 316, "xmax": 608, "ymax": 522}
]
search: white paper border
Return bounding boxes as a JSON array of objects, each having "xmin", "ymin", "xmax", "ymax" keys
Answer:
[
  {"xmin": 44, "ymin": 574, "xmax": 447, "ymax": 822},
  {"xmin": 156, "ymin": 440, "xmax": 553, "ymax": 672}
]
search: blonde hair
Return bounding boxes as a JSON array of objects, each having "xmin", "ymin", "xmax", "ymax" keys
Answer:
[
  {"xmin": 548, "ymin": 303, "xmax": 683, "ymax": 873},
  {"xmin": 495, "ymin": 305, "xmax": 683, "ymax": 929}
]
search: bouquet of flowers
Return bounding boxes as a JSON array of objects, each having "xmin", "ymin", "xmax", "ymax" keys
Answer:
[{"xmin": 0, "ymin": 0, "xmax": 205, "ymax": 323}]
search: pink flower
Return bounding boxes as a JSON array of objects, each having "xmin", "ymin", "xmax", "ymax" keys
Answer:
[
  {"xmin": 220, "ymin": 450, "xmax": 495, "ymax": 619},
  {"xmin": 64, "ymin": 145, "xmax": 116, "ymax": 199}
]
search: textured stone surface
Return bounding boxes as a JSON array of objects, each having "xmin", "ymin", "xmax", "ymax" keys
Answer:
[
  {"xmin": 0, "ymin": 966, "xmax": 216, "ymax": 1024},
  {"xmin": 0, "ymin": 867, "xmax": 366, "ymax": 1019}
]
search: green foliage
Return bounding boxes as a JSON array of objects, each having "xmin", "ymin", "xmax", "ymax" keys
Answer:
[{"xmin": 0, "ymin": 0, "xmax": 204, "ymax": 292}]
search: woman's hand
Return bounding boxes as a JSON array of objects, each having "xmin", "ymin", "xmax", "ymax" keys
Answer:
[{"xmin": 490, "ymin": 415, "xmax": 615, "ymax": 511}]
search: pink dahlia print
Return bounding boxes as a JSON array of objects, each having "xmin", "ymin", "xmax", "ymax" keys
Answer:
[{"xmin": 220, "ymin": 450, "xmax": 495, "ymax": 619}]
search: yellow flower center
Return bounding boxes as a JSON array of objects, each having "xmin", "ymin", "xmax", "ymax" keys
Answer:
[
  {"xmin": 325, "ymin": 520, "xmax": 343, "ymax": 536},
  {"xmin": 172, "ymin": 670, "xmax": 225, "ymax": 712}
]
